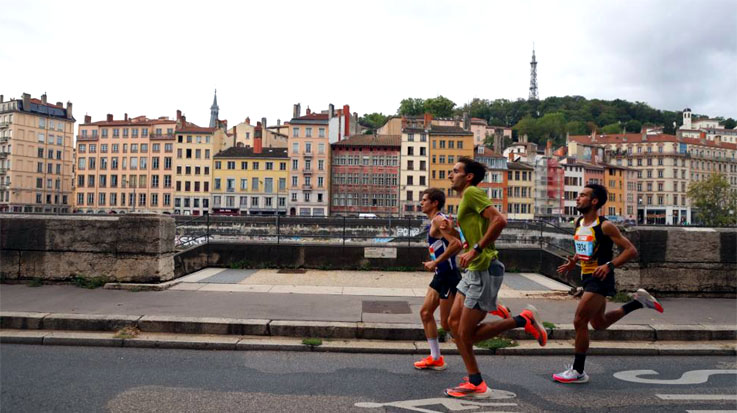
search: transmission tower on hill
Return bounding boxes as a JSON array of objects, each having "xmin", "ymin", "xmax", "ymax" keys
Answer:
[{"xmin": 529, "ymin": 45, "xmax": 539, "ymax": 101}]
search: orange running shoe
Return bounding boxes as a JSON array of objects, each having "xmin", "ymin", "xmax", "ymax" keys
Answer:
[
  {"xmin": 414, "ymin": 355, "xmax": 447, "ymax": 370},
  {"xmin": 520, "ymin": 305, "xmax": 548, "ymax": 346},
  {"xmin": 444, "ymin": 380, "xmax": 492, "ymax": 398},
  {"xmin": 489, "ymin": 303, "xmax": 511, "ymax": 319}
]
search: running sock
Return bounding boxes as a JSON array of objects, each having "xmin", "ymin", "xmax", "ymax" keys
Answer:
[
  {"xmin": 622, "ymin": 299, "xmax": 644, "ymax": 315},
  {"xmin": 469, "ymin": 373, "xmax": 483, "ymax": 386},
  {"xmin": 573, "ymin": 353, "xmax": 586, "ymax": 374},
  {"xmin": 513, "ymin": 315, "xmax": 526, "ymax": 328},
  {"xmin": 428, "ymin": 337, "xmax": 440, "ymax": 360}
]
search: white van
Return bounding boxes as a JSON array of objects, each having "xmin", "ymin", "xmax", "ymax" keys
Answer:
[{"xmin": 359, "ymin": 213, "xmax": 378, "ymax": 219}]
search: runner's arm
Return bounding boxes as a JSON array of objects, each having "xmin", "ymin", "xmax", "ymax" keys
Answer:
[
  {"xmin": 477, "ymin": 205, "xmax": 507, "ymax": 249},
  {"xmin": 601, "ymin": 221, "xmax": 638, "ymax": 267},
  {"xmin": 432, "ymin": 215, "xmax": 462, "ymax": 263}
]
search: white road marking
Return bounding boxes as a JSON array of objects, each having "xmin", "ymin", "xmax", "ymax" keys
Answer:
[
  {"xmin": 355, "ymin": 391, "xmax": 517, "ymax": 412},
  {"xmin": 657, "ymin": 394, "xmax": 737, "ymax": 400},
  {"xmin": 614, "ymin": 369, "xmax": 737, "ymax": 385}
]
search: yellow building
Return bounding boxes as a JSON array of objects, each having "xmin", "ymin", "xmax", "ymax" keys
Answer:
[
  {"xmin": 604, "ymin": 164, "xmax": 627, "ymax": 219},
  {"xmin": 428, "ymin": 125, "xmax": 474, "ymax": 214},
  {"xmin": 173, "ymin": 113, "xmax": 224, "ymax": 216},
  {"xmin": 0, "ymin": 93, "xmax": 75, "ymax": 213},
  {"xmin": 507, "ymin": 160, "xmax": 535, "ymax": 220},
  {"xmin": 211, "ymin": 143, "xmax": 288, "ymax": 215}
]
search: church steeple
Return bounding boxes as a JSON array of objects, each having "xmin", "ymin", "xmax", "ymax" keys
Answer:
[{"xmin": 209, "ymin": 89, "xmax": 219, "ymax": 128}]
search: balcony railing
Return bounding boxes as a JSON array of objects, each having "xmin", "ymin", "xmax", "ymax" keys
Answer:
[
  {"xmin": 0, "ymin": 136, "xmax": 9, "ymax": 143},
  {"xmin": 0, "ymin": 167, "xmax": 8, "ymax": 174},
  {"xmin": 0, "ymin": 121, "xmax": 10, "ymax": 128},
  {"xmin": 302, "ymin": 168, "xmax": 313, "ymax": 174},
  {"xmin": 302, "ymin": 184, "xmax": 313, "ymax": 190}
]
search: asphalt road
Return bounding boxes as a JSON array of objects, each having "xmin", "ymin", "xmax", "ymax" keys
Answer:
[{"xmin": 1, "ymin": 345, "xmax": 735, "ymax": 412}]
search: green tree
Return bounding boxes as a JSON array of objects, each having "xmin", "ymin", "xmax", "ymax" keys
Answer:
[
  {"xmin": 687, "ymin": 173, "xmax": 737, "ymax": 226},
  {"xmin": 397, "ymin": 98, "xmax": 425, "ymax": 116},
  {"xmin": 359, "ymin": 112, "xmax": 388, "ymax": 134},
  {"xmin": 723, "ymin": 118, "xmax": 736, "ymax": 129},
  {"xmin": 566, "ymin": 120, "xmax": 589, "ymax": 135},
  {"xmin": 625, "ymin": 119, "xmax": 642, "ymax": 133},
  {"xmin": 424, "ymin": 95, "xmax": 456, "ymax": 118},
  {"xmin": 601, "ymin": 122, "xmax": 622, "ymax": 134}
]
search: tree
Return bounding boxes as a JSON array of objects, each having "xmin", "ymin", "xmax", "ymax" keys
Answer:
[
  {"xmin": 687, "ymin": 173, "xmax": 737, "ymax": 226},
  {"xmin": 566, "ymin": 120, "xmax": 589, "ymax": 135},
  {"xmin": 359, "ymin": 112, "xmax": 388, "ymax": 134},
  {"xmin": 423, "ymin": 95, "xmax": 456, "ymax": 118},
  {"xmin": 625, "ymin": 119, "xmax": 642, "ymax": 133},
  {"xmin": 397, "ymin": 98, "xmax": 425, "ymax": 116},
  {"xmin": 601, "ymin": 122, "xmax": 622, "ymax": 134},
  {"xmin": 723, "ymin": 118, "xmax": 737, "ymax": 129}
]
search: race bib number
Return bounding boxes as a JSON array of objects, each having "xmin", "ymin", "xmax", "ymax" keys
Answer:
[{"xmin": 574, "ymin": 234, "xmax": 594, "ymax": 261}]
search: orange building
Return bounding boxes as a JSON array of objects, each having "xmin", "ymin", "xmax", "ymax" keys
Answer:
[
  {"xmin": 75, "ymin": 113, "xmax": 177, "ymax": 213},
  {"xmin": 428, "ymin": 125, "xmax": 474, "ymax": 215},
  {"xmin": 474, "ymin": 145, "xmax": 508, "ymax": 215}
]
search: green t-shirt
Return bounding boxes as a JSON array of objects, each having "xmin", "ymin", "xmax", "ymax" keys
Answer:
[{"xmin": 457, "ymin": 185, "xmax": 498, "ymax": 270}]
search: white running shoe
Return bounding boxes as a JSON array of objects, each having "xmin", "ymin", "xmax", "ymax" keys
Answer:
[
  {"xmin": 553, "ymin": 365, "xmax": 589, "ymax": 384},
  {"xmin": 632, "ymin": 288, "xmax": 664, "ymax": 313}
]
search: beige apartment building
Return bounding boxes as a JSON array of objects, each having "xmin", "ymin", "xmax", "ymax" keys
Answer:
[
  {"xmin": 506, "ymin": 159, "xmax": 535, "ymax": 220},
  {"xmin": 75, "ymin": 113, "xmax": 177, "ymax": 213},
  {"xmin": 399, "ymin": 115, "xmax": 431, "ymax": 217},
  {"xmin": 287, "ymin": 105, "xmax": 330, "ymax": 216},
  {"xmin": 173, "ymin": 112, "xmax": 223, "ymax": 216},
  {"xmin": 0, "ymin": 93, "xmax": 75, "ymax": 213}
]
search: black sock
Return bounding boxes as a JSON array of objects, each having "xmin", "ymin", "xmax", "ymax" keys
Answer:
[
  {"xmin": 573, "ymin": 353, "xmax": 586, "ymax": 374},
  {"xmin": 469, "ymin": 373, "xmax": 483, "ymax": 386},
  {"xmin": 622, "ymin": 300, "xmax": 643, "ymax": 315},
  {"xmin": 513, "ymin": 315, "xmax": 526, "ymax": 328}
]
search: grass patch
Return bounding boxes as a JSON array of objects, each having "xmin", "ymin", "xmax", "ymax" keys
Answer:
[
  {"xmin": 27, "ymin": 278, "xmax": 43, "ymax": 287},
  {"xmin": 71, "ymin": 275, "xmax": 108, "ymax": 289},
  {"xmin": 229, "ymin": 260, "xmax": 252, "ymax": 269},
  {"xmin": 302, "ymin": 338, "xmax": 323, "ymax": 347},
  {"xmin": 113, "ymin": 326, "xmax": 140, "ymax": 339},
  {"xmin": 437, "ymin": 327, "xmax": 449, "ymax": 342},
  {"xmin": 609, "ymin": 291, "xmax": 631, "ymax": 303},
  {"xmin": 474, "ymin": 337, "xmax": 518, "ymax": 350},
  {"xmin": 543, "ymin": 321, "xmax": 556, "ymax": 330}
]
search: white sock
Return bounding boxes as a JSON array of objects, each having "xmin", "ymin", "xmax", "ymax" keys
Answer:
[{"xmin": 428, "ymin": 337, "xmax": 440, "ymax": 360}]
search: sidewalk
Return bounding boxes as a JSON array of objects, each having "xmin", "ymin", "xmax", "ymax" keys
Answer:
[{"xmin": 1, "ymin": 269, "xmax": 735, "ymax": 355}]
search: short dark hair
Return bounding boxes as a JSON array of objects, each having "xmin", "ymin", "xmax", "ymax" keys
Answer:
[
  {"xmin": 422, "ymin": 187, "xmax": 446, "ymax": 210},
  {"xmin": 585, "ymin": 183, "xmax": 608, "ymax": 210},
  {"xmin": 458, "ymin": 156, "xmax": 486, "ymax": 186}
]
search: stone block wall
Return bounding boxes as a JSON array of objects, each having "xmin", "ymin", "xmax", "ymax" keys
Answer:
[{"xmin": 1, "ymin": 214, "xmax": 175, "ymax": 283}]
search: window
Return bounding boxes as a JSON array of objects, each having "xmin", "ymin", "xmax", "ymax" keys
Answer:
[
  {"xmin": 306, "ymin": 127, "xmax": 312, "ymax": 137},
  {"xmin": 292, "ymin": 127, "xmax": 299, "ymax": 137}
]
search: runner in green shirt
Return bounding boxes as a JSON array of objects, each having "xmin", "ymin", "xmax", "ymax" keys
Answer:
[{"xmin": 443, "ymin": 156, "xmax": 548, "ymax": 399}]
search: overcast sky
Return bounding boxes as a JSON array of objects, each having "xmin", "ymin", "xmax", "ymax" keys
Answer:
[{"xmin": 2, "ymin": 0, "xmax": 735, "ymax": 127}]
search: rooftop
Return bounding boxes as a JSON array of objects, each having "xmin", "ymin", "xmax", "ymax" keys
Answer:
[{"xmin": 214, "ymin": 146, "xmax": 288, "ymax": 159}]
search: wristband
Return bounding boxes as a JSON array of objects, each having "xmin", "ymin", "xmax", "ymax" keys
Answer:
[{"xmin": 473, "ymin": 243, "xmax": 483, "ymax": 254}]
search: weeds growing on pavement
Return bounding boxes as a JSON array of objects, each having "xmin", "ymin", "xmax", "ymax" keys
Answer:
[
  {"xmin": 543, "ymin": 322, "xmax": 556, "ymax": 330},
  {"xmin": 114, "ymin": 326, "xmax": 140, "ymax": 339},
  {"xmin": 302, "ymin": 338, "xmax": 323, "ymax": 347},
  {"xmin": 474, "ymin": 337, "xmax": 518, "ymax": 350},
  {"xmin": 437, "ymin": 327, "xmax": 448, "ymax": 342},
  {"xmin": 71, "ymin": 275, "xmax": 108, "ymax": 289},
  {"xmin": 609, "ymin": 291, "xmax": 631, "ymax": 303},
  {"xmin": 27, "ymin": 278, "xmax": 43, "ymax": 287}
]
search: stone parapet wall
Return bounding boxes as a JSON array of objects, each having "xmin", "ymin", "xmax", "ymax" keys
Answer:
[
  {"xmin": 1, "ymin": 214, "xmax": 175, "ymax": 282},
  {"xmin": 615, "ymin": 227, "xmax": 736, "ymax": 295}
]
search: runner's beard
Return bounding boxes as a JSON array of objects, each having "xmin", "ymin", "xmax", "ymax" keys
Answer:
[{"xmin": 576, "ymin": 204, "xmax": 592, "ymax": 214}]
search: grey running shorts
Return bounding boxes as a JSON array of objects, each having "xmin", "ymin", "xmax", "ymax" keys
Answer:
[{"xmin": 456, "ymin": 259, "xmax": 505, "ymax": 312}]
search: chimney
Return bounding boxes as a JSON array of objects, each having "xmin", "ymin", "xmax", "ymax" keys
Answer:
[
  {"xmin": 41, "ymin": 93, "xmax": 47, "ymax": 104},
  {"xmin": 84, "ymin": 114, "xmax": 91, "ymax": 124},
  {"xmin": 508, "ymin": 152, "xmax": 515, "ymax": 162},
  {"xmin": 181, "ymin": 115, "xmax": 186, "ymax": 125},
  {"xmin": 0, "ymin": 95, "xmax": 3, "ymax": 103},
  {"xmin": 254, "ymin": 127, "xmax": 263, "ymax": 154},
  {"xmin": 306, "ymin": 107, "xmax": 311, "ymax": 115},
  {"xmin": 106, "ymin": 113, "xmax": 113, "ymax": 122},
  {"xmin": 343, "ymin": 105, "xmax": 350, "ymax": 138},
  {"xmin": 66, "ymin": 101, "xmax": 73, "ymax": 120},
  {"xmin": 463, "ymin": 112, "xmax": 470, "ymax": 130},
  {"xmin": 22, "ymin": 93, "xmax": 30, "ymax": 111},
  {"xmin": 546, "ymin": 140, "xmax": 552, "ymax": 157},
  {"xmin": 246, "ymin": 117, "xmax": 250, "ymax": 125},
  {"xmin": 293, "ymin": 103, "xmax": 301, "ymax": 118},
  {"xmin": 124, "ymin": 113, "xmax": 128, "ymax": 121},
  {"xmin": 176, "ymin": 109, "xmax": 182, "ymax": 120},
  {"xmin": 277, "ymin": 119, "xmax": 281, "ymax": 126},
  {"xmin": 423, "ymin": 113, "xmax": 433, "ymax": 129},
  {"xmin": 328, "ymin": 103, "xmax": 335, "ymax": 118},
  {"xmin": 261, "ymin": 117, "xmax": 267, "ymax": 128}
]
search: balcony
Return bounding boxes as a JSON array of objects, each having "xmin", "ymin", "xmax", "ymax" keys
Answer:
[
  {"xmin": 0, "ymin": 121, "xmax": 9, "ymax": 128},
  {"xmin": 302, "ymin": 184, "xmax": 313, "ymax": 190},
  {"xmin": 302, "ymin": 168, "xmax": 313, "ymax": 174},
  {"xmin": 303, "ymin": 152, "xmax": 313, "ymax": 158},
  {"xmin": 0, "ymin": 182, "xmax": 9, "ymax": 189},
  {"xmin": 0, "ymin": 152, "xmax": 7, "ymax": 159},
  {"xmin": 149, "ymin": 133, "xmax": 175, "ymax": 140},
  {"xmin": 0, "ymin": 167, "xmax": 7, "ymax": 174},
  {"xmin": 0, "ymin": 136, "xmax": 8, "ymax": 143},
  {"xmin": 76, "ymin": 134, "xmax": 99, "ymax": 142}
]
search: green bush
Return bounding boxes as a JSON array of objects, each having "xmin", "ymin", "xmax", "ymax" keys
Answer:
[
  {"xmin": 71, "ymin": 275, "xmax": 108, "ymax": 289},
  {"xmin": 302, "ymin": 338, "xmax": 323, "ymax": 347},
  {"xmin": 474, "ymin": 337, "xmax": 518, "ymax": 350}
]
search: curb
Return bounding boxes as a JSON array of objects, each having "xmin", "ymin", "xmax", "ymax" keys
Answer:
[
  {"xmin": 1, "ymin": 311, "xmax": 735, "ymax": 342},
  {"xmin": 2, "ymin": 330, "xmax": 735, "ymax": 356}
]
